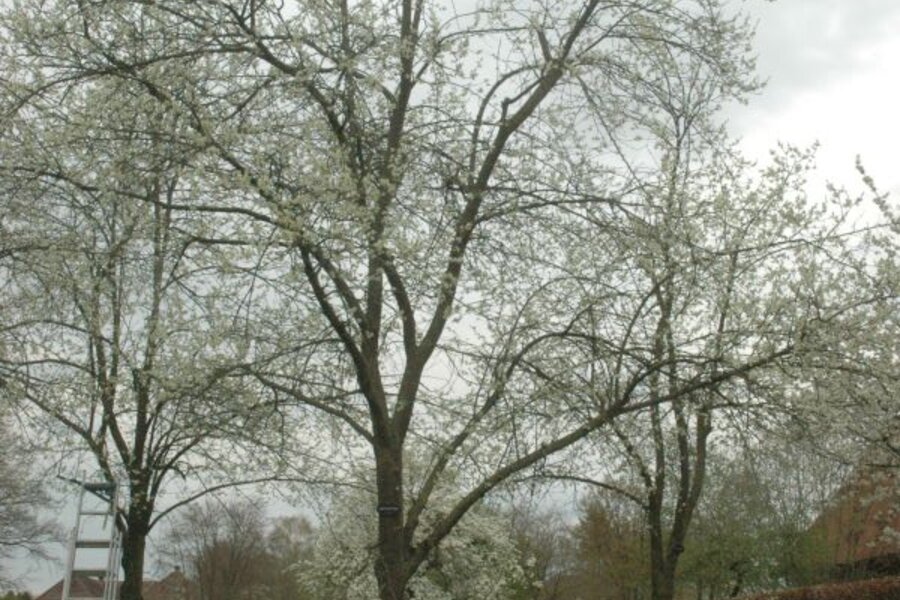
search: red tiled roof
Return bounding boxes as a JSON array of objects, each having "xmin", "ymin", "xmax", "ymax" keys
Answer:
[
  {"xmin": 35, "ymin": 572, "xmax": 190, "ymax": 600},
  {"xmin": 35, "ymin": 576, "xmax": 107, "ymax": 600},
  {"xmin": 739, "ymin": 575, "xmax": 900, "ymax": 599},
  {"xmin": 809, "ymin": 468, "xmax": 900, "ymax": 565},
  {"xmin": 144, "ymin": 571, "xmax": 192, "ymax": 600}
]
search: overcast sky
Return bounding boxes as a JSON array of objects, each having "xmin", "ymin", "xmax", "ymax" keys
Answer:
[
  {"xmin": 5, "ymin": 0, "xmax": 900, "ymax": 594},
  {"xmin": 730, "ymin": 0, "xmax": 900, "ymax": 199}
]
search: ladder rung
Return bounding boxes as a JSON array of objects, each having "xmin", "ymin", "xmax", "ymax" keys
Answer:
[
  {"xmin": 76, "ymin": 540, "xmax": 111, "ymax": 549},
  {"xmin": 71, "ymin": 569, "xmax": 107, "ymax": 578},
  {"xmin": 84, "ymin": 482, "xmax": 116, "ymax": 492}
]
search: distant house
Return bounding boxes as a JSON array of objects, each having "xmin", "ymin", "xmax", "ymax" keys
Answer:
[
  {"xmin": 809, "ymin": 467, "xmax": 900, "ymax": 579},
  {"xmin": 35, "ymin": 570, "xmax": 193, "ymax": 600}
]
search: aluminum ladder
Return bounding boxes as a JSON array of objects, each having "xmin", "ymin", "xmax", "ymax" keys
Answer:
[{"xmin": 61, "ymin": 479, "xmax": 123, "ymax": 600}]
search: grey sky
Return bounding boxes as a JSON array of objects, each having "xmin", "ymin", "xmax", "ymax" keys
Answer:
[
  {"xmin": 749, "ymin": 0, "xmax": 900, "ymax": 102},
  {"xmin": 730, "ymin": 0, "xmax": 900, "ymax": 196}
]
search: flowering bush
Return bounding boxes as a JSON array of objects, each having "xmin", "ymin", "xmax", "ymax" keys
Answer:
[{"xmin": 297, "ymin": 465, "xmax": 529, "ymax": 599}]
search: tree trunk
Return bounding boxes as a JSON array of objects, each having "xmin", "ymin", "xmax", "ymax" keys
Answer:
[
  {"xmin": 374, "ymin": 444, "xmax": 410, "ymax": 600},
  {"xmin": 647, "ymin": 501, "xmax": 682, "ymax": 600},
  {"xmin": 120, "ymin": 529, "xmax": 146, "ymax": 600},
  {"xmin": 648, "ymin": 529, "xmax": 668, "ymax": 600},
  {"xmin": 649, "ymin": 553, "xmax": 675, "ymax": 600},
  {"xmin": 656, "ymin": 561, "xmax": 678, "ymax": 600},
  {"xmin": 120, "ymin": 505, "xmax": 151, "ymax": 600},
  {"xmin": 648, "ymin": 524, "xmax": 690, "ymax": 600}
]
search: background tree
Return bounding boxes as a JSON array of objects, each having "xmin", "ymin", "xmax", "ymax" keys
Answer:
[
  {"xmin": 266, "ymin": 515, "xmax": 317, "ymax": 600},
  {"xmin": 677, "ymin": 444, "xmax": 843, "ymax": 599},
  {"xmin": 0, "ymin": 413, "xmax": 55, "ymax": 590},
  {"xmin": 0, "ymin": 74, "xmax": 304, "ymax": 599},
  {"xmin": 548, "ymin": 420, "xmax": 863, "ymax": 599},
  {"xmin": 156, "ymin": 498, "xmax": 314, "ymax": 600},
  {"xmin": 507, "ymin": 503, "xmax": 573, "ymax": 600},
  {"xmin": 538, "ymin": 48, "xmax": 900, "ymax": 594},
  {"xmin": 563, "ymin": 495, "xmax": 649, "ymax": 600}
]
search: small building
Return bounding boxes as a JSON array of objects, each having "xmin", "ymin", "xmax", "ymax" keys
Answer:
[
  {"xmin": 809, "ymin": 467, "xmax": 900, "ymax": 579},
  {"xmin": 35, "ymin": 570, "xmax": 193, "ymax": 600}
]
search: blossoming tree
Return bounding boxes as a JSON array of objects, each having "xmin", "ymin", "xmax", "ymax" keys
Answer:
[{"xmin": 2, "ymin": 1, "xmax": 897, "ymax": 599}]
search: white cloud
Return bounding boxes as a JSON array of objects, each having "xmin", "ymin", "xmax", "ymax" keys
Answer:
[{"xmin": 729, "ymin": 0, "xmax": 900, "ymax": 197}]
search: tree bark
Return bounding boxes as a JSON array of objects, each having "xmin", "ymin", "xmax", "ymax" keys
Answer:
[
  {"xmin": 648, "ymin": 488, "xmax": 668, "ymax": 600},
  {"xmin": 374, "ymin": 444, "xmax": 410, "ymax": 600},
  {"xmin": 120, "ymin": 503, "xmax": 151, "ymax": 600},
  {"xmin": 120, "ymin": 530, "xmax": 146, "ymax": 600}
]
